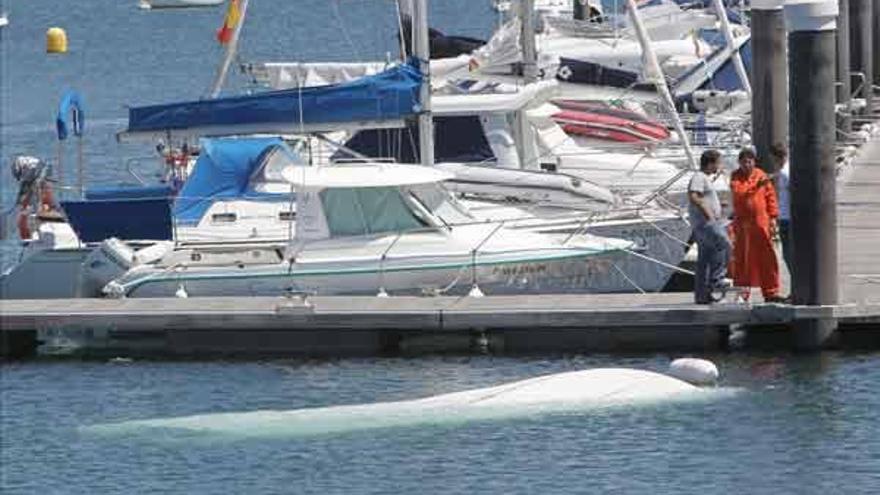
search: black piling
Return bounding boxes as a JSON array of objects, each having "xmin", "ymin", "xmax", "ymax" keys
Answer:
[
  {"xmin": 786, "ymin": 0, "xmax": 840, "ymax": 349},
  {"xmin": 573, "ymin": 0, "xmax": 587, "ymax": 20},
  {"xmin": 875, "ymin": 0, "xmax": 880, "ymax": 88},
  {"xmin": 751, "ymin": 0, "xmax": 789, "ymax": 172},
  {"xmin": 837, "ymin": 0, "xmax": 852, "ymax": 134},
  {"xmin": 849, "ymin": 0, "xmax": 874, "ymax": 113}
]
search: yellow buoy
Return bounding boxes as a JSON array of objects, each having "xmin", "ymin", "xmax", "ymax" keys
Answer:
[{"xmin": 46, "ymin": 27, "xmax": 68, "ymax": 54}]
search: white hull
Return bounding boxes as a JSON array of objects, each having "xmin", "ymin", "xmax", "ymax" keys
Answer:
[
  {"xmin": 91, "ymin": 368, "xmax": 708, "ymax": 439},
  {"xmin": 461, "ymin": 202, "xmax": 691, "ymax": 293},
  {"xmin": 0, "ymin": 206, "xmax": 688, "ymax": 299},
  {"xmin": 113, "ymin": 247, "xmax": 633, "ymax": 298}
]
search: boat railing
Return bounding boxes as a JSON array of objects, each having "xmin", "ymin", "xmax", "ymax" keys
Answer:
[
  {"xmin": 368, "ymin": 217, "xmax": 622, "ymax": 296},
  {"xmin": 124, "ymin": 155, "xmax": 164, "ymax": 185},
  {"xmin": 333, "ymin": 156, "xmax": 398, "ymax": 164},
  {"xmin": 560, "ymin": 210, "xmax": 605, "ymax": 245},
  {"xmin": 850, "ymin": 72, "xmax": 869, "ymax": 105},
  {"xmin": 377, "ymin": 230, "xmax": 405, "ymax": 297}
]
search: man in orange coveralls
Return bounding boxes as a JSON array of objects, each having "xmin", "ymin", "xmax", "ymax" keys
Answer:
[{"xmin": 730, "ymin": 148, "xmax": 786, "ymax": 303}]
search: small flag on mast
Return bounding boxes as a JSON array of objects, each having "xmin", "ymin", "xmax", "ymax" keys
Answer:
[{"xmin": 216, "ymin": 0, "xmax": 241, "ymax": 45}]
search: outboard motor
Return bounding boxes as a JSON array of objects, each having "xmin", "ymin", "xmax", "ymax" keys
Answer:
[
  {"xmin": 81, "ymin": 238, "xmax": 174, "ymax": 297},
  {"xmin": 8, "ymin": 155, "xmax": 59, "ymax": 240}
]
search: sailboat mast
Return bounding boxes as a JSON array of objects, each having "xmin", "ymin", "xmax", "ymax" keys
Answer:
[
  {"xmin": 209, "ymin": 0, "xmax": 250, "ymax": 98},
  {"xmin": 710, "ymin": 0, "xmax": 752, "ymax": 96},
  {"xmin": 624, "ymin": 0, "xmax": 698, "ymax": 170},
  {"xmin": 514, "ymin": 0, "xmax": 539, "ymax": 170},
  {"xmin": 412, "ymin": 0, "xmax": 435, "ymax": 167},
  {"xmin": 520, "ymin": 0, "xmax": 537, "ymax": 83}
]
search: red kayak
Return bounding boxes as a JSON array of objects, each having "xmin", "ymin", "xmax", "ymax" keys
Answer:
[{"xmin": 552, "ymin": 101, "xmax": 671, "ymax": 144}]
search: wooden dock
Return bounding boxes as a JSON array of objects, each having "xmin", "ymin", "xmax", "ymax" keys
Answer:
[{"xmin": 2, "ymin": 139, "xmax": 880, "ymax": 358}]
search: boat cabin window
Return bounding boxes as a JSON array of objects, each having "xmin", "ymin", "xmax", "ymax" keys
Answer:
[
  {"xmin": 320, "ymin": 186, "xmax": 427, "ymax": 237},
  {"xmin": 404, "ymin": 184, "xmax": 474, "ymax": 226},
  {"xmin": 279, "ymin": 211, "xmax": 295, "ymax": 221},
  {"xmin": 250, "ymin": 144, "xmax": 304, "ymax": 194},
  {"xmin": 259, "ymin": 146, "xmax": 296, "ymax": 183},
  {"xmin": 211, "ymin": 212, "xmax": 237, "ymax": 223}
]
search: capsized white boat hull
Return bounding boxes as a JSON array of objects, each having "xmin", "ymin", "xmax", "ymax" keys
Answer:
[{"xmin": 88, "ymin": 368, "xmax": 726, "ymax": 439}]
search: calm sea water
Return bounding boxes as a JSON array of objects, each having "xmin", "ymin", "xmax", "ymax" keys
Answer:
[{"xmin": 2, "ymin": 353, "xmax": 880, "ymax": 494}]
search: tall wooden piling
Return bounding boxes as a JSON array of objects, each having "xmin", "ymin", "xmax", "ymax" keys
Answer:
[
  {"xmin": 849, "ymin": 0, "xmax": 874, "ymax": 113},
  {"xmin": 752, "ymin": 0, "xmax": 789, "ymax": 172},
  {"xmin": 836, "ymin": 0, "xmax": 852, "ymax": 134},
  {"xmin": 874, "ymin": 0, "xmax": 880, "ymax": 88},
  {"xmin": 573, "ymin": 0, "xmax": 587, "ymax": 20},
  {"xmin": 786, "ymin": 0, "xmax": 840, "ymax": 349}
]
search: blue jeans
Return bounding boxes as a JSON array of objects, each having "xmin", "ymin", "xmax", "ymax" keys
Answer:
[{"xmin": 693, "ymin": 221, "xmax": 732, "ymax": 303}]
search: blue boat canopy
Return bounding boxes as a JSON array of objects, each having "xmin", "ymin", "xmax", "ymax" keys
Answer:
[
  {"xmin": 672, "ymin": 33, "xmax": 752, "ymax": 99},
  {"xmin": 124, "ymin": 62, "xmax": 422, "ymax": 138},
  {"xmin": 174, "ymin": 137, "xmax": 292, "ymax": 225}
]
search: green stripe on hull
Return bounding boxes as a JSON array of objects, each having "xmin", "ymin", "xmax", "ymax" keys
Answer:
[{"xmin": 122, "ymin": 248, "xmax": 624, "ymax": 293}]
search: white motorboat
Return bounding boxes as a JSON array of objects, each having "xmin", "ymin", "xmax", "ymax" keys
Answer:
[{"xmin": 88, "ymin": 161, "xmax": 634, "ymax": 298}]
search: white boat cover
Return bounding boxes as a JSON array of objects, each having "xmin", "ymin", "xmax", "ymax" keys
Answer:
[
  {"xmin": 281, "ymin": 163, "xmax": 453, "ymax": 189},
  {"xmin": 432, "ymin": 80, "xmax": 559, "ymax": 115},
  {"xmin": 436, "ymin": 162, "xmax": 615, "ymax": 204},
  {"xmin": 245, "ymin": 56, "xmax": 473, "ymax": 90}
]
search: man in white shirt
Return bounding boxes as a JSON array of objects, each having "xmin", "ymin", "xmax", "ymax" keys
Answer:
[
  {"xmin": 770, "ymin": 143, "xmax": 791, "ymax": 275},
  {"xmin": 688, "ymin": 149, "xmax": 731, "ymax": 304}
]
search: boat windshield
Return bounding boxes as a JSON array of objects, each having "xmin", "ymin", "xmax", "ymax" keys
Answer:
[
  {"xmin": 319, "ymin": 186, "xmax": 428, "ymax": 237},
  {"xmin": 251, "ymin": 143, "xmax": 306, "ymax": 193},
  {"xmin": 404, "ymin": 184, "xmax": 474, "ymax": 227}
]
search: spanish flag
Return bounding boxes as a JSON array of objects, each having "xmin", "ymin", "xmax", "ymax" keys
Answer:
[{"xmin": 216, "ymin": 0, "xmax": 241, "ymax": 45}]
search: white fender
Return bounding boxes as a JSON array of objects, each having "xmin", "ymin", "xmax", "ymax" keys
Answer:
[{"xmin": 668, "ymin": 358, "xmax": 719, "ymax": 386}]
